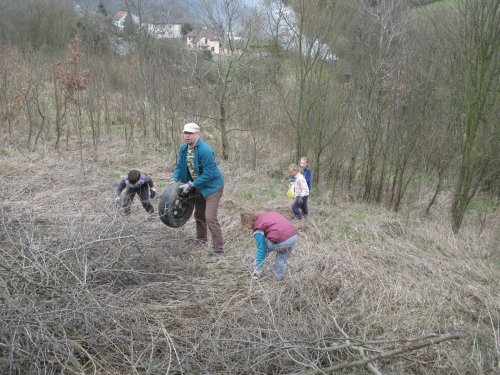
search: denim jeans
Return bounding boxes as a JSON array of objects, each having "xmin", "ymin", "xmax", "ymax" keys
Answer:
[
  {"xmin": 292, "ymin": 196, "xmax": 308, "ymax": 219},
  {"xmin": 265, "ymin": 235, "xmax": 297, "ymax": 279}
]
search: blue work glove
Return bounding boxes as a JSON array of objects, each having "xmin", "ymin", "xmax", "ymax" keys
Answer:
[
  {"xmin": 112, "ymin": 197, "xmax": 121, "ymax": 206},
  {"xmin": 178, "ymin": 181, "xmax": 194, "ymax": 195},
  {"xmin": 297, "ymin": 196, "xmax": 303, "ymax": 204},
  {"xmin": 150, "ymin": 187, "xmax": 156, "ymax": 199}
]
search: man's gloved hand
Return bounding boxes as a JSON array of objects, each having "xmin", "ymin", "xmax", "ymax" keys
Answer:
[
  {"xmin": 112, "ymin": 197, "xmax": 121, "ymax": 206},
  {"xmin": 297, "ymin": 196, "xmax": 303, "ymax": 204},
  {"xmin": 150, "ymin": 187, "xmax": 156, "ymax": 199},
  {"xmin": 178, "ymin": 181, "xmax": 194, "ymax": 195}
]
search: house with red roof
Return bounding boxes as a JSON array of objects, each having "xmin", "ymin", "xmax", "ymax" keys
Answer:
[{"xmin": 112, "ymin": 11, "xmax": 139, "ymax": 30}]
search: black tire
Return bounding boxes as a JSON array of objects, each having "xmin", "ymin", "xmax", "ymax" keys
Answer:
[{"xmin": 158, "ymin": 182, "xmax": 195, "ymax": 228}]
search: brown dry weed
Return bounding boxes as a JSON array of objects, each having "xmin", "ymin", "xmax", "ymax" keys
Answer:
[{"xmin": 0, "ymin": 142, "xmax": 498, "ymax": 374}]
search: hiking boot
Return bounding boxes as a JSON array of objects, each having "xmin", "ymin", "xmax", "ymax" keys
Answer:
[{"xmin": 210, "ymin": 249, "xmax": 225, "ymax": 257}]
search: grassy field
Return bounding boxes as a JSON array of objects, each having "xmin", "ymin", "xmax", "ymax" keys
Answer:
[{"xmin": 0, "ymin": 139, "xmax": 498, "ymax": 374}]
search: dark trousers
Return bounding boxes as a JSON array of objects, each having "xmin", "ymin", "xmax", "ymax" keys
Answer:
[
  {"xmin": 194, "ymin": 187, "xmax": 224, "ymax": 251},
  {"xmin": 292, "ymin": 196, "xmax": 308, "ymax": 219},
  {"xmin": 122, "ymin": 186, "xmax": 153, "ymax": 214}
]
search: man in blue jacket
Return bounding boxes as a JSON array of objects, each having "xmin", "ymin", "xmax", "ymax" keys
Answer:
[{"xmin": 170, "ymin": 123, "xmax": 225, "ymax": 255}]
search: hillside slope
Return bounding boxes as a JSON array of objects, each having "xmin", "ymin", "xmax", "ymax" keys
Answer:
[{"xmin": 0, "ymin": 141, "xmax": 498, "ymax": 374}]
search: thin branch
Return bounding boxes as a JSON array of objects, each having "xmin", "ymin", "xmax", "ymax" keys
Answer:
[{"xmin": 304, "ymin": 332, "xmax": 463, "ymax": 374}]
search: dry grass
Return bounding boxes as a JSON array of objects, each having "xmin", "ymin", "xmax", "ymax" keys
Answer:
[{"xmin": 0, "ymin": 141, "xmax": 498, "ymax": 374}]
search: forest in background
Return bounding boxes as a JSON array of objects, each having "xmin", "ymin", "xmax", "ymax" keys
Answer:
[{"xmin": 0, "ymin": 0, "xmax": 499, "ymax": 374}]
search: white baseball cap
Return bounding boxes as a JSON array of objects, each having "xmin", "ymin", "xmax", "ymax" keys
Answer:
[{"xmin": 183, "ymin": 123, "xmax": 200, "ymax": 133}]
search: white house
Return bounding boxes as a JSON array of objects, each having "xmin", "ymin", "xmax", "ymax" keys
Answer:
[
  {"xmin": 145, "ymin": 23, "xmax": 182, "ymax": 39},
  {"xmin": 112, "ymin": 11, "xmax": 140, "ymax": 30},
  {"xmin": 112, "ymin": 11, "xmax": 182, "ymax": 40},
  {"xmin": 186, "ymin": 27, "xmax": 221, "ymax": 55}
]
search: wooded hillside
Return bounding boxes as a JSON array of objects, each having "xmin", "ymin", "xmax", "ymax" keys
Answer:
[{"xmin": 0, "ymin": 0, "xmax": 498, "ymax": 373}]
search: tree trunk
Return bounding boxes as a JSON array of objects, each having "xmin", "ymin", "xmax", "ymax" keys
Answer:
[{"xmin": 219, "ymin": 101, "xmax": 229, "ymax": 160}]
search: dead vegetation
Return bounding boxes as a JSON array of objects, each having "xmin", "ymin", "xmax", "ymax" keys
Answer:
[{"xmin": 0, "ymin": 143, "xmax": 498, "ymax": 374}]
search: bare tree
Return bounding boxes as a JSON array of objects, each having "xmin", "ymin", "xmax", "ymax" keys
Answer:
[
  {"xmin": 11, "ymin": 55, "xmax": 47, "ymax": 150},
  {"xmin": 0, "ymin": 0, "xmax": 77, "ymax": 53},
  {"xmin": 179, "ymin": 0, "xmax": 264, "ymax": 160},
  {"xmin": 448, "ymin": 0, "xmax": 500, "ymax": 232},
  {"xmin": 51, "ymin": 62, "xmax": 68, "ymax": 150},
  {"xmin": 264, "ymin": 0, "xmax": 340, "ymax": 161},
  {"xmin": 349, "ymin": 0, "xmax": 411, "ymax": 202},
  {"xmin": 0, "ymin": 49, "xmax": 19, "ymax": 143},
  {"xmin": 412, "ymin": 16, "xmax": 462, "ymax": 215},
  {"xmin": 84, "ymin": 58, "xmax": 107, "ymax": 159}
]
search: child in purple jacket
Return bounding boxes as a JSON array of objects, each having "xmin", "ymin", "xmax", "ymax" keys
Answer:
[{"xmin": 241, "ymin": 211, "xmax": 298, "ymax": 280}]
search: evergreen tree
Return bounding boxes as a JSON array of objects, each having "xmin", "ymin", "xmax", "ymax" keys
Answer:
[
  {"xmin": 181, "ymin": 23, "xmax": 193, "ymax": 36},
  {"xmin": 98, "ymin": 1, "xmax": 107, "ymax": 17}
]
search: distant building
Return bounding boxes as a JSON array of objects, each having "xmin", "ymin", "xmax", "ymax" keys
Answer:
[
  {"xmin": 112, "ymin": 11, "xmax": 182, "ymax": 39},
  {"xmin": 186, "ymin": 27, "xmax": 221, "ymax": 55},
  {"xmin": 146, "ymin": 23, "xmax": 182, "ymax": 39},
  {"xmin": 112, "ymin": 11, "xmax": 139, "ymax": 30},
  {"xmin": 221, "ymin": 37, "xmax": 249, "ymax": 55}
]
